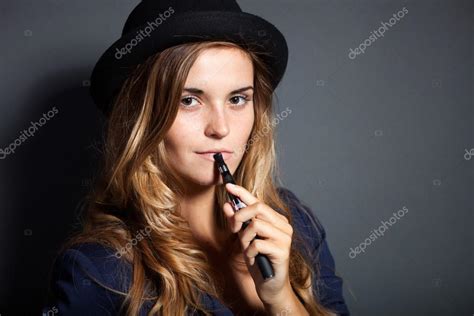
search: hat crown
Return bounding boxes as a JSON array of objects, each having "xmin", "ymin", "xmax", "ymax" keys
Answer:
[
  {"xmin": 122, "ymin": 0, "xmax": 242, "ymax": 35},
  {"xmin": 90, "ymin": 0, "xmax": 288, "ymax": 116}
]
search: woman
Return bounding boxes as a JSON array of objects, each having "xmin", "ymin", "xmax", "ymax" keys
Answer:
[{"xmin": 42, "ymin": 0, "xmax": 350, "ymax": 315}]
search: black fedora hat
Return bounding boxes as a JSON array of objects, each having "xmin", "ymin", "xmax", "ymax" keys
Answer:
[{"xmin": 89, "ymin": 0, "xmax": 289, "ymax": 117}]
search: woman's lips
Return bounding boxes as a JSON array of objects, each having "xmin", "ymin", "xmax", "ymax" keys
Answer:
[{"xmin": 196, "ymin": 152, "xmax": 233, "ymax": 161}]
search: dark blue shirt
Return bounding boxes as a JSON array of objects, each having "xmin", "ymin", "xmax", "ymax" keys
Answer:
[{"xmin": 42, "ymin": 188, "xmax": 350, "ymax": 315}]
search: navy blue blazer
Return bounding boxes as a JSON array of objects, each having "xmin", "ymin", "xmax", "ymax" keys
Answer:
[{"xmin": 42, "ymin": 188, "xmax": 350, "ymax": 315}]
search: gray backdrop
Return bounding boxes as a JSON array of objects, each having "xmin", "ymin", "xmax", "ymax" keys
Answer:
[{"xmin": 0, "ymin": 0, "xmax": 472, "ymax": 315}]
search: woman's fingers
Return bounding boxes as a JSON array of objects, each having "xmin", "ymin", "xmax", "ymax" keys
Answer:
[
  {"xmin": 238, "ymin": 218, "xmax": 292, "ymax": 251},
  {"xmin": 224, "ymin": 184, "xmax": 290, "ymax": 234},
  {"xmin": 222, "ymin": 202, "xmax": 236, "ymax": 228},
  {"xmin": 243, "ymin": 238, "xmax": 288, "ymax": 266},
  {"xmin": 221, "ymin": 185, "xmax": 294, "ymax": 295},
  {"xmin": 233, "ymin": 203, "xmax": 291, "ymax": 234},
  {"xmin": 225, "ymin": 183, "xmax": 259, "ymax": 205}
]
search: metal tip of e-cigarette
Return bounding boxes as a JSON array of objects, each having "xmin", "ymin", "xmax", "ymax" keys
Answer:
[{"xmin": 213, "ymin": 152, "xmax": 225, "ymax": 164}]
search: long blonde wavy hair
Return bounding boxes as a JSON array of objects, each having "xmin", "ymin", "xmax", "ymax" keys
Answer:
[{"xmin": 64, "ymin": 40, "xmax": 336, "ymax": 315}]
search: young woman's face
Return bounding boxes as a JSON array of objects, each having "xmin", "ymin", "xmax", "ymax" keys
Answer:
[{"xmin": 164, "ymin": 46, "xmax": 255, "ymax": 188}]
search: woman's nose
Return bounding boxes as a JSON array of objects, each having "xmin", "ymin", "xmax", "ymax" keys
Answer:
[{"xmin": 204, "ymin": 106, "xmax": 230, "ymax": 138}]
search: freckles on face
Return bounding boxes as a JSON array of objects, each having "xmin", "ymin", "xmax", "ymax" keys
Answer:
[{"xmin": 164, "ymin": 46, "xmax": 255, "ymax": 186}]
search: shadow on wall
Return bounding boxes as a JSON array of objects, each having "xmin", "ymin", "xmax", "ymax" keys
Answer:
[{"xmin": 0, "ymin": 68, "xmax": 105, "ymax": 314}]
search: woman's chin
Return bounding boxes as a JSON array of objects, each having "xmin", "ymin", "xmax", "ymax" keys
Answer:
[{"xmin": 186, "ymin": 173, "xmax": 222, "ymax": 187}]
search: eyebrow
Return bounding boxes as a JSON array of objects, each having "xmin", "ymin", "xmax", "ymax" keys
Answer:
[{"xmin": 182, "ymin": 86, "xmax": 254, "ymax": 95}]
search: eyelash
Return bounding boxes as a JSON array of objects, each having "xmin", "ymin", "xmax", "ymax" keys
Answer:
[{"xmin": 180, "ymin": 95, "xmax": 251, "ymax": 109}]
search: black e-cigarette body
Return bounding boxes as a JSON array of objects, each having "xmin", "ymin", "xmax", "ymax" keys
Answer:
[{"xmin": 213, "ymin": 152, "xmax": 275, "ymax": 280}]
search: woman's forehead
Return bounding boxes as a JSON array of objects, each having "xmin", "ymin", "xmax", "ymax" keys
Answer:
[{"xmin": 184, "ymin": 47, "xmax": 254, "ymax": 89}]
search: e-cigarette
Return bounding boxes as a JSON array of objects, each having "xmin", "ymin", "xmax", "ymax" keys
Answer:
[{"xmin": 213, "ymin": 152, "xmax": 275, "ymax": 280}]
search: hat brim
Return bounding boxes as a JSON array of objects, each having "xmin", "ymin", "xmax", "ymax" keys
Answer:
[{"xmin": 90, "ymin": 11, "xmax": 288, "ymax": 115}]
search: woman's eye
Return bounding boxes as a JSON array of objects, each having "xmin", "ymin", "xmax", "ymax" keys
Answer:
[
  {"xmin": 180, "ymin": 96, "xmax": 199, "ymax": 108},
  {"xmin": 180, "ymin": 95, "xmax": 250, "ymax": 109},
  {"xmin": 230, "ymin": 95, "xmax": 250, "ymax": 106}
]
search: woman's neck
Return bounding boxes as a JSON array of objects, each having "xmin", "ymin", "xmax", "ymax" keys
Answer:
[{"xmin": 179, "ymin": 184, "xmax": 231, "ymax": 253}]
